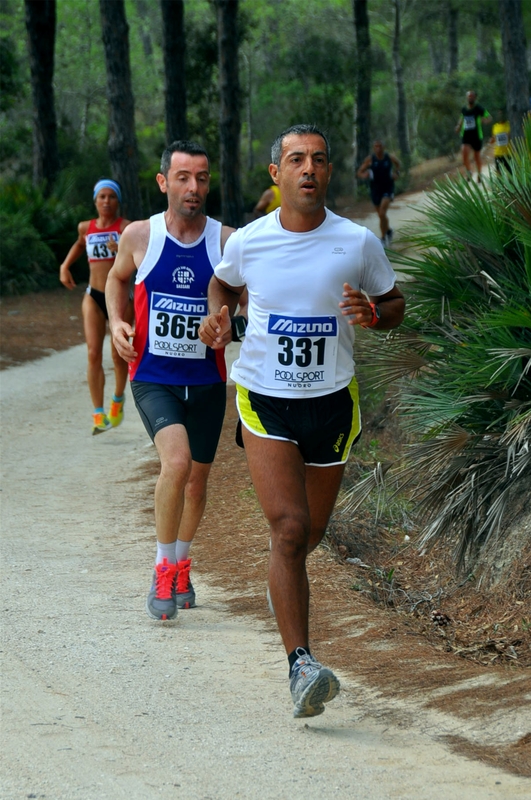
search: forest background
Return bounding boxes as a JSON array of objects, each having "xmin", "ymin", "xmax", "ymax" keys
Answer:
[{"xmin": 2, "ymin": 0, "xmax": 531, "ymax": 294}]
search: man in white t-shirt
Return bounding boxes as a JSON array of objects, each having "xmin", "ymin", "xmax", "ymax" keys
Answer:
[{"xmin": 200, "ymin": 124, "xmax": 405, "ymax": 718}]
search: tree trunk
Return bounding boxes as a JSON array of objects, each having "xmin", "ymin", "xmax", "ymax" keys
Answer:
[
  {"xmin": 499, "ymin": 0, "xmax": 529, "ymax": 139},
  {"xmin": 216, "ymin": 0, "xmax": 244, "ymax": 228},
  {"xmin": 133, "ymin": 0, "xmax": 154, "ymax": 59},
  {"xmin": 428, "ymin": 36, "xmax": 444, "ymax": 76},
  {"xmin": 24, "ymin": 0, "xmax": 60, "ymax": 195},
  {"xmin": 392, "ymin": 0, "xmax": 410, "ymax": 169},
  {"xmin": 99, "ymin": 0, "xmax": 143, "ymax": 221},
  {"xmin": 353, "ymin": 0, "xmax": 371, "ymax": 167},
  {"xmin": 448, "ymin": 0, "xmax": 458, "ymax": 74},
  {"xmin": 244, "ymin": 49, "xmax": 254, "ymax": 173},
  {"xmin": 160, "ymin": 0, "xmax": 187, "ymax": 143}
]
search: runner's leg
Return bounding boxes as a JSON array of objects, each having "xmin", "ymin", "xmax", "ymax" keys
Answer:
[
  {"xmin": 378, "ymin": 196, "xmax": 392, "ymax": 239},
  {"xmin": 462, "ymin": 143, "xmax": 472, "ymax": 176},
  {"xmin": 306, "ymin": 463, "xmax": 346, "ymax": 553},
  {"xmin": 242, "ymin": 429, "xmax": 345, "ymax": 654},
  {"xmin": 82, "ymin": 292, "xmax": 107, "ymax": 409},
  {"xmin": 153, "ymin": 423, "xmax": 193, "ymax": 544},
  {"xmin": 178, "ymin": 461, "xmax": 212, "ymax": 542},
  {"xmin": 473, "ymin": 147, "xmax": 483, "ymax": 178}
]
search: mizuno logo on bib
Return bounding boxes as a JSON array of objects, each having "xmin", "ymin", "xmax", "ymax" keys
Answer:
[
  {"xmin": 149, "ymin": 292, "xmax": 207, "ymax": 359},
  {"xmin": 265, "ymin": 313, "xmax": 338, "ymax": 390},
  {"xmin": 86, "ymin": 231, "xmax": 118, "ymax": 260}
]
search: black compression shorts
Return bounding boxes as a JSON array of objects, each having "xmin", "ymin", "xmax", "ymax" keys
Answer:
[{"xmin": 131, "ymin": 381, "xmax": 226, "ymax": 463}]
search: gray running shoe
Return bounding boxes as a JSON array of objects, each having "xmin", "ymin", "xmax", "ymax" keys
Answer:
[
  {"xmin": 386, "ymin": 228, "xmax": 394, "ymax": 245},
  {"xmin": 290, "ymin": 649, "xmax": 340, "ymax": 718},
  {"xmin": 146, "ymin": 558, "xmax": 178, "ymax": 620},
  {"xmin": 176, "ymin": 558, "xmax": 196, "ymax": 609}
]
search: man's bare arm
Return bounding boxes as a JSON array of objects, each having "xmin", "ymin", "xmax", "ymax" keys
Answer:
[
  {"xmin": 252, "ymin": 188, "xmax": 274, "ymax": 219},
  {"xmin": 356, "ymin": 156, "xmax": 373, "ymax": 179},
  {"xmin": 339, "ymin": 284, "xmax": 405, "ymax": 330},
  {"xmin": 106, "ymin": 220, "xmax": 149, "ymax": 362},
  {"xmin": 390, "ymin": 154, "xmax": 401, "ymax": 178}
]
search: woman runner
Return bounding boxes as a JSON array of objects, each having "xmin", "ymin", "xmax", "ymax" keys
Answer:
[{"xmin": 59, "ymin": 179, "xmax": 133, "ymax": 434}]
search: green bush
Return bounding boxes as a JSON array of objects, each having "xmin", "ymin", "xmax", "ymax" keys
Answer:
[
  {"xmin": 0, "ymin": 180, "xmax": 86, "ymax": 295},
  {"xmin": 345, "ymin": 118, "xmax": 531, "ymax": 572},
  {"xmin": 0, "ymin": 211, "xmax": 57, "ymax": 295}
]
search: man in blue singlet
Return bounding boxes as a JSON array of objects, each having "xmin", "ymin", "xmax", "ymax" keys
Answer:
[
  {"xmin": 105, "ymin": 141, "xmax": 236, "ymax": 621},
  {"xmin": 357, "ymin": 140, "xmax": 401, "ymax": 245}
]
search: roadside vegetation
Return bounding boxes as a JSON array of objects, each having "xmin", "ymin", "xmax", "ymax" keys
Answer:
[{"xmin": 328, "ymin": 119, "xmax": 531, "ymax": 667}]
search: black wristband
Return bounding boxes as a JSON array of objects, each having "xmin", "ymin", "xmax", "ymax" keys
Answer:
[{"xmin": 231, "ymin": 315, "xmax": 248, "ymax": 342}]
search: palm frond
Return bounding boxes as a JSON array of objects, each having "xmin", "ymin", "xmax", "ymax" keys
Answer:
[{"xmin": 344, "ymin": 117, "xmax": 531, "ymax": 572}]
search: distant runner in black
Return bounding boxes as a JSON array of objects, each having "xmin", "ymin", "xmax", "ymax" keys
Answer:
[{"xmin": 357, "ymin": 140, "xmax": 400, "ymax": 245}]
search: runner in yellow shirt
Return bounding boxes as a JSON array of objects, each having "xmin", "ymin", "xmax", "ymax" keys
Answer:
[
  {"xmin": 252, "ymin": 184, "xmax": 281, "ymax": 218},
  {"xmin": 490, "ymin": 109, "xmax": 511, "ymax": 173}
]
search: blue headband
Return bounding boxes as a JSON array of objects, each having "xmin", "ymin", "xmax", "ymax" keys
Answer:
[{"xmin": 93, "ymin": 179, "xmax": 122, "ymax": 204}]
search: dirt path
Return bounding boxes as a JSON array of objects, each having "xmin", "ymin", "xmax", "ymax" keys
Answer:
[{"xmin": 1, "ymin": 344, "xmax": 530, "ymax": 799}]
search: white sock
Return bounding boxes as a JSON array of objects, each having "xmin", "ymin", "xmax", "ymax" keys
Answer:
[
  {"xmin": 156, "ymin": 541, "xmax": 177, "ymax": 565},
  {"xmin": 175, "ymin": 539, "xmax": 192, "ymax": 562}
]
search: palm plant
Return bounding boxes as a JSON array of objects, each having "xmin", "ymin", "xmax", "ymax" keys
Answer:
[{"xmin": 344, "ymin": 119, "xmax": 531, "ymax": 572}]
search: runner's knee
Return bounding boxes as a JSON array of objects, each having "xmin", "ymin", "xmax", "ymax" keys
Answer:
[
  {"xmin": 271, "ymin": 515, "xmax": 310, "ymax": 559},
  {"xmin": 160, "ymin": 451, "xmax": 192, "ymax": 484},
  {"xmin": 86, "ymin": 343, "xmax": 103, "ymax": 368}
]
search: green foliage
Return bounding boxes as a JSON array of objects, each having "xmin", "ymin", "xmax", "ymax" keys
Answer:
[
  {"xmin": 345, "ymin": 118, "xmax": 531, "ymax": 572},
  {"xmin": 0, "ymin": 36, "xmax": 22, "ymax": 112},
  {"xmin": 0, "ymin": 180, "xmax": 86, "ymax": 295},
  {"xmin": 0, "ymin": 211, "xmax": 57, "ymax": 295},
  {"xmin": 5, "ymin": 0, "xmax": 531, "ymax": 246},
  {"xmin": 415, "ymin": 78, "xmax": 462, "ymax": 159}
]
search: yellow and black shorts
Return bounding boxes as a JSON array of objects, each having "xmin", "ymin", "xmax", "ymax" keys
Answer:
[{"xmin": 236, "ymin": 377, "xmax": 361, "ymax": 466}]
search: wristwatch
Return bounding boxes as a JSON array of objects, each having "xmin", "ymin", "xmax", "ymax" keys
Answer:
[
  {"xmin": 231, "ymin": 315, "xmax": 248, "ymax": 342},
  {"xmin": 362, "ymin": 303, "xmax": 381, "ymax": 328}
]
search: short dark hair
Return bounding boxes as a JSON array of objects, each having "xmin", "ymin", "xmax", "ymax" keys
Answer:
[
  {"xmin": 160, "ymin": 140, "xmax": 210, "ymax": 176},
  {"xmin": 270, "ymin": 124, "xmax": 331, "ymax": 167}
]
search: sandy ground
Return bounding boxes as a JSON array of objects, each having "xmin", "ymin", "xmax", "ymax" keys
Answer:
[{"xmin": 1, "ymin": 340, "xmax": 530, "ymax": 800}]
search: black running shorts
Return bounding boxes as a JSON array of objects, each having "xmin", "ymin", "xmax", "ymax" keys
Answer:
[
  {"xmin": 236, "ymin": 377, "xmax": 361, "ymax": 466},
  {"xmin": 462, "ymin": 133, "xmax": 483, "ymax": 152},
  {"xmin": 370, "ymin": 187, "xmax": 394, "ymax": 208},
  {"xmin": 86, "ymin": 286, "xmax": 108, "ymax": 319},
  {"xmin": 131, "ymin": 381, "xmax": 226, "ymax": 464}
]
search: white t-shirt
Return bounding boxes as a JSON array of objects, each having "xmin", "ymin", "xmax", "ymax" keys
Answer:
[{"xmin": 215, "ymin": 208, "xmax": 397, "ymax": 398}]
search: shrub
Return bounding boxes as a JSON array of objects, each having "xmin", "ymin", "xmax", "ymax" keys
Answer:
[
  {"xmin": 344, "ymin": 118, "xmax": 531, "ymax": 574},
  {"xmin": 0, "ymin": 211, "xmax": 57, "ymax": 295},
  {"xmin": 0, "ymin": 180, "xmax": 86, "ymax": 295}
]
